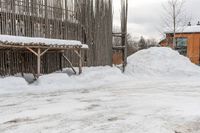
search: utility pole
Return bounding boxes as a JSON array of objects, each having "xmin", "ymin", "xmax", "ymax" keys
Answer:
[{"xmin": 112, "ymin": 0, "xmax": 128, "ymax": 72}]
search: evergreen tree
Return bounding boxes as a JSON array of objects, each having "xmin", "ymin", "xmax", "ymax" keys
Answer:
[{"xmin": 138, "ymin": 36, "xmax": 147, "ymax": 50}]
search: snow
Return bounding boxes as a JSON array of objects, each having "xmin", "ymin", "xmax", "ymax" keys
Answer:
[
  {"xmin": 0, "ymin": 66, "xmax": 129, "ymax": 94},
  {"xmin": 164, "ymin": 25, "xmax": 200, "ymax": 34},
  {"xmin": 0, "ymin": 77, "xmax": 29, "ymax": 94},
  {"xmin": 0, "ymin": 35, "xmax": 88, "ymax": 48},
  {"xmin": 125, "ymin": 47, "xmax": 200, "ymax": 77},
  {"xmin": 1, "ymin": 47, "xmax": 200, "ymax": 133}
]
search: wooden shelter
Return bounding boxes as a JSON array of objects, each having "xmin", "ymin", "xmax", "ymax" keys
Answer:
[
  {"xmin": 0, "ymin": 35, "xmax": 88, "ymax": 78},
  {"xmin": 160, "ymin": 24, "xmax": 200, "ymax": 64}
]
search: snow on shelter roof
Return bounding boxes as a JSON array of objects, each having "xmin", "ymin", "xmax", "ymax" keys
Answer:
[
  {"xmin": 164, "ymin": 25, "xmax": 200, "ymax": 34},
  {"xmin": 0, "ymin": 35, "xmax": 88, "ymax": 49}
]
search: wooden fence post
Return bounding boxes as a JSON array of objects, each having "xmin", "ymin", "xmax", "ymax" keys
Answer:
[
  {"xmin": 78, "ymin": 49, "xmax": 82, "ymax": 74},
  {"xmin": 37, "ymin": 48, "xmax": 41, "ymax": 78}
]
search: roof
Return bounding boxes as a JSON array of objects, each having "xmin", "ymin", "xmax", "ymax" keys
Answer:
[
  {"xmin": 0, "ymin": 35, "xmax": 88, "ymax": 49},
  {"xmin": 164, "ymin": 25, "xmax": 200, "ymax": 34},
  {"xmin": 158, "ymin": 39, "xmax": 166, "ymax": 44}
]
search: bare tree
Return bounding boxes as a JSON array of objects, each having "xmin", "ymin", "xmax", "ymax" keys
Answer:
[
  {"xmin": 113, "ymin": 32, "xmax": 139, "ymax": 56},
  {"xmin": 162, "ymin": 0, "xmax": 188, "ymax": 47},
  {"xmin": 146, "ymin": 38, "xmax": 159, "ymax": 48}
]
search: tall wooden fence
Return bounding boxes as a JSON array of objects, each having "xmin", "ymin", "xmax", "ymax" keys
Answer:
[{"xmin": 0, "ymin": 0, "xmax": 113, "ymax": 66}]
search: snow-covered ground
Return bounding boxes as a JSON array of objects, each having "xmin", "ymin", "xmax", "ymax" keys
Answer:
[{"xmin": 1, "ymin": 47, "xmax": 200, "ymax": 133}]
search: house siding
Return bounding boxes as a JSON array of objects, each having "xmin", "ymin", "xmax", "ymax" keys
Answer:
[{"xmin": 161, "ymin": 33, "xmax": 200, "ymax": 64}]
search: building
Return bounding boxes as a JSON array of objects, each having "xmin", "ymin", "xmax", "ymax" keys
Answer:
[{"xmin": 160, "ymin": 22, "xmax": 200, "ymax": 64}]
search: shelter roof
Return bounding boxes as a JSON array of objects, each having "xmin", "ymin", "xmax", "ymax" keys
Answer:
[{"xmin": 0, "ymin": 35, "xmax": 88, "ymax": 49}]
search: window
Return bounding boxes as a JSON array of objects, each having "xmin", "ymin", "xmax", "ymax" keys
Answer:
[
  {"xmin": 175, "ymin": 37, "xmax": 188, "ymax": 56},
  {"xmin": 176, "ymin": 38, "xmax": 188, "ymax": 47}
]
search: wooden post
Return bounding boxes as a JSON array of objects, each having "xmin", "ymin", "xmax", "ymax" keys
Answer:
[
  {"xmin": 74, "ymin": 49, "xmax": 83, "ymax": 74},
  {"xmin": 20, "ymin": 53, "xmax": 24, "ymax": 77},
  {"xmin": 26, "ymin": 47, "xmax": 50, "ymax": 78},
  {"xmin": 121, "ymin": 0, "xmax": 128, "ymax": 72},
  {"xmin": 199, "ymin": 38, "xmax": 200, "ymax": 64},
  {"xmin": 78, "ymin": 49, "xmax": 82, "ymax": 74},
  {"xmin": 62, "ymin": 53, "xmax": 77, "ymax": 74},
  {"xmin": 37, "ymin": 48, "xmax": 41, "ymax": 78},
  {"xmin": 59, "ymin": 52, "xmax": 63, "ymax": 72}
]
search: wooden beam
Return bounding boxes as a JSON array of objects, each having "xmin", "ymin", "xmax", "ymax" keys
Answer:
[
  {"xmin": 26, "ymin": 47, "xmax": 38, "ymax": 56},
  {"xmin": 74, "ymin": 50, "xmax": 83, "ymax": 59},
  {"xmin": 37, "ymin": 48, "xmax": 41, "ymax": 78},
  {"xmin": 40, "ymin": 48, "xmax": 50, "ymax": 56},
  {"xmin": 112, "ymin": 34, "xmax": 124, "ymax": 37},
  {"xmin": 112, "ymin": 32, "xmax": 126, "ymax": 35},
  {"xmin": 74, "ymin": 50, "xmax": 84, "ymax": 74},
  {"xmin": 62, "ymin": 54, "xmax": 77, "ymax": 74},
  {"xmin": 77, "ymin": 49, "xmax": 82, "ymax": 74},
  {"xmin": 112, "ymin": 46, "xmax": 125, "ymax": 50}
]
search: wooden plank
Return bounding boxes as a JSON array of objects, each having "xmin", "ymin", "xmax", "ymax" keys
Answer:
[
  {"xmin": 26, "ymin": 47, "xmax": 38, "ymax": 56},
  {"xmin": 62, "ymin": 53, "xmax": 77, "ymax": 74},
  {"xmin": 78, "ymin": 49, "xmax": 82, "ymax": 74},
  {"xmin": 37, "ymin": 48, "xmax": 41, "ymax": 78},
  {"xmin": 40, "ymin": 48, "xmax": 50, "ymax": 56},
  {"xmin": 74, "ymin": 49, "xmax": 82, "ymax": 74}
]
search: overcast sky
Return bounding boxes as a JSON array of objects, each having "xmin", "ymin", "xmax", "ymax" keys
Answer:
[{"xmin": 113, "ymin": 0, "xmax": 200, "ymax": 40}]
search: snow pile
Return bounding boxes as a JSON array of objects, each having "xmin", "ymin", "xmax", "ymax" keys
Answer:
[
  {"xmin": 0, "ymin": 66, "xmax": 129, "ymax": 94},
  {"xmin": 35, "ymin": 66, "xmax": 129, "ymax": 90},
  {"xmin": 34, "ymin": 73, "xmax": 76, "ymax": 89},
  {"xmin": 0, "ymin": 77, "xmax": 29, "ymax": 94},
  {"xmin": 72, "ymin": 66, "xmax": 129, "ymax": 86},
  {"xmin": 126, "ymin": 47, "xmax": 200, "ymax": 77}
]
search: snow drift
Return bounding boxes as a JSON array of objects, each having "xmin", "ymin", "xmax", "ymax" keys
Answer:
[
  {"xmin": 34, "ymin": 67, "xmax": 120, "ymax": 87},
  {"xmin": 35, "ymin": 66, "xmax": 129, "ymax": 90},
  {"xmin": 126, "ymin": 47, "xmax": 200, "ymax": 77},
  {"xmin": 1, "ymin": 47, "xmax": 200, "ymax": 94},
  {"xmin": 0, "ymin": 77, "xmax": 29, "ymax": 94},
  {"xmin": 0, "ymin": 66, "xmax": 128, "ymax": 94}
]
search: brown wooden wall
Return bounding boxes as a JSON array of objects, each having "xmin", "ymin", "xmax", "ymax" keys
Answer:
[
  {"xmin": 173, "ymin": 33, "xmax": 200, "ymax": 64},
  {"xmin": 0, "ymin": 0, "xmax": 113, "ymax": 67},
  {"xmin": 176, "ymin": 33, "xmax": 200, "ymax": 64},
  {"xmin": 0, "ymin": 49, "xmax": 62, "ymax": 76},
  {"xmin": 161, "ymin": 33, "xmax": 200, "ymax": 64},
  {"xmin": 0, "ymin": 47, "xmax": 88, "ymax": 77},
  {"xmin": 112, "ymin": 51, "xmax": 123, "ymax": 65}
]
